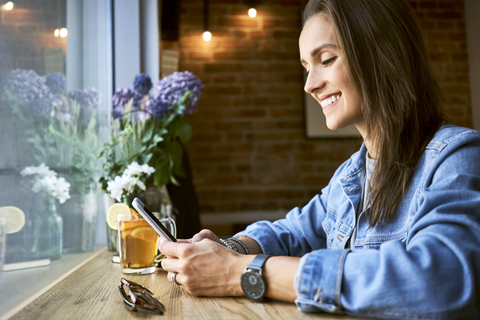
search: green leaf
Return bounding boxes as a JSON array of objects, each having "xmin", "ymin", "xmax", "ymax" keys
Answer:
[
  {"xmin": 178, "ymin": 91, "xmax": 191, "ymax": 105},
  {"xmin": 144, "ymin": 153, "xmax": 153, "ymax": 165},
  {"xmin": 153, "ymin": 153, "xmax": 170, "ymax": 187},
  {"xmin": 170, "ymin": 174, "xmax": 180, "ymax": 186},
  {"xmin": 178, "ymin": 122, "xmax": 192, "ymax": 144},
  {"xmin": 142, "ymin": 130, "xmax": 153, "ymax": 143},
  {"xmin": 166, "ymin": 139, "xmax": 186, "ymax": 178},
  {"xmin": 152, "ymin": 134, "xmax": 164, "ymax": 145}
]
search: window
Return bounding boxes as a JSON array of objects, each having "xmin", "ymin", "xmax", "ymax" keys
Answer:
[{"xmin": 0, "ymin": 0, "xmax": 159, "ymax": 316}]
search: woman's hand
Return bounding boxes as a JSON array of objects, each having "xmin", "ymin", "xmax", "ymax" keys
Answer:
[
  {"xmin": 158, "ymin": 238, "xmax": 254, "ymax": 297},
  {"xmin": 158, "ymin": 233, "xmax": 300, "ymax": 302}
]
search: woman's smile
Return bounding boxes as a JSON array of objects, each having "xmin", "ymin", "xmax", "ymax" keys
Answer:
[{"xmin": 319, "ymin": 93, "xmax": 341, "ymax": 111}]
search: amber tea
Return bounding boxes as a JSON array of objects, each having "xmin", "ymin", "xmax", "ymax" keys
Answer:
[{"xmin": 118, "ymin": 215, "xmax": 158, "ymax": 274}]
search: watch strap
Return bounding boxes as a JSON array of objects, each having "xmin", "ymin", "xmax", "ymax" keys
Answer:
[{"xmin": 246, "ymin": 254, "xmax": 270, "ymax": 273}]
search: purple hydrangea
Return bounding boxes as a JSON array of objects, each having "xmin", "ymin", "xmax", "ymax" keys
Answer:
[
  {"xmin": 45, "ymin": 72, "xmax": 66, "ymax": 95},
  {"xmin": 152, "ymin": 71, "xmax": 203, "ymax": 115},
  {"xmin": 68, "ymin": 87, "xmax": 100, "ymax": 109},
  {"xmin": 111, "ymin": 108, "xmax": 124, "ymax": 120},
  {"xmin": 112, "ymin": 88, "xmax": 147, "ymax": 120},
  {"xmin": 1, "ymin": 69, "xmax": 52, "ymax": 118},
  {"xmin": 133, "ymin": 74, "xmax": 153, "ymax": 96},
  {"xmin": 148, "ymin": 98, "xmax": 170, "ymax": 120},
  {"xmin": 112, "ymin": 88, "xmax": 135, "ymax": 110}
]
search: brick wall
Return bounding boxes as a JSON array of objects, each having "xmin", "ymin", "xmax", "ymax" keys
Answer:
[
  {"xmin": 175, "ymin": 0, "xmax": 472, "ymax": 222},
  {"xmin": 412, "ymin": 0, "xmax": 471, "ymax": 124},
  {"xmin": 0, "ymin": 1, "xmax": 66, "ymax": 79}
]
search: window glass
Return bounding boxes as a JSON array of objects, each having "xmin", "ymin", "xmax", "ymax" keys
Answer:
[{"xmin": 0, "ymin": 0, "xmax": 108, "ymax": 266}]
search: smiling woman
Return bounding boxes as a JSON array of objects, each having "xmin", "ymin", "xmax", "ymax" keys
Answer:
[{"xmin": 155, "ymin": 0, "xmax": 480, "ymax": 319}]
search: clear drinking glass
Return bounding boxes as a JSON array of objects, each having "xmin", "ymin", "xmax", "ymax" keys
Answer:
[{"xmin": 118, "ymin": 214, "xmax": 175, "ymax": 274}]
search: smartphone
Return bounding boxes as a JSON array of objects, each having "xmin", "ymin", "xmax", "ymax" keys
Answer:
[{"xmin": 132, "ymin": 198, "xmax": 177, "ymax": 242}]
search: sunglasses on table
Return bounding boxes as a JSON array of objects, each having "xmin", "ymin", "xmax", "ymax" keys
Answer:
[{"xmin": 118, "ymin": 278, "xmax": 166, "ymax": 315}]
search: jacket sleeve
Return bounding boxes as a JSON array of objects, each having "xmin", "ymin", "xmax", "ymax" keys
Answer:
[
  {"xmin": 295, "ymin": 138, "xmax": 480, "ymax": 319},
  {"xmin": 234, "ymin": 191, "xmax": 330, "ymax": 257}
]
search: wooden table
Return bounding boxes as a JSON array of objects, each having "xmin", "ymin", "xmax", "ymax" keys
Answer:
[{"xmin": 8, "ymin": 248, "xmax": 364, "ymax": 320}]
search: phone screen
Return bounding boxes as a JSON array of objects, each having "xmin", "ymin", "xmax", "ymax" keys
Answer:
[{"xmin": 132, "ymin": 198, "xmax": 177, "ymax": 242}]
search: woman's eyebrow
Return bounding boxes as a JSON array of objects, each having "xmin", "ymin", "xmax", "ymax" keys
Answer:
[{"xmin": 300, "ymin": 43, "xmax": 338, "ymax": 64}]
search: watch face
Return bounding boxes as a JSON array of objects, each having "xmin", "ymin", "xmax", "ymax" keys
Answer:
[{"xmin": 241, "ymin": 271, "xmax": 265, "ymax": 300}]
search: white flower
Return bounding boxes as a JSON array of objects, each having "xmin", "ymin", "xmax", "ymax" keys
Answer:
[
  {"xmin": 21, "ymin": 163, "xmax": 57, "ymax": 177},
  {"xmin": 33, "ymin": 175, "xmax": 71, "ymax": 204},
  {"xmin": 107, "ymin": 162, "xmax": 154, "ymax": 202},
  {"xmin": 107, "ymin": 173, "xmax": 133, "ymax": 202},
  {"xmin": 124, "ymin": 162, "xmax": 144, "ymax": 176},
  {"xmin": 47, "ymin": 176, "xmax": 71, "ymax": 204},
  {"xmin": 141, "ymin": 164, "xmax": 155, "ymax": 175},
  {"xmin": 124, "ymin": 161, "xmax": 155, "ymax": 176}
]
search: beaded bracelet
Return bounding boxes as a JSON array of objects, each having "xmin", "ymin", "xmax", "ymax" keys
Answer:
[
  {"xmin": 219, "ymin": 238, "xmax": 239, "ymax": 253},
  {"xmin": 228, "ymin": 237, "xmax": 250, "ymax": 255}
]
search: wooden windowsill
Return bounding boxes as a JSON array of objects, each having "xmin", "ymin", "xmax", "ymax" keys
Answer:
[{"xmin": 0, "ymin": 246, "xmax": 107, "ymax": 320}]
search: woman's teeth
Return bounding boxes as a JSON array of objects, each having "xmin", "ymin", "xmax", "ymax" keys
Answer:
[{"xmin": 321, "ymin": 95, "xmax": 340, "ymax": 107}]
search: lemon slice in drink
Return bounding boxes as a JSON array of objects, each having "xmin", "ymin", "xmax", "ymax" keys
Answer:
[
  {"xmin": 131, "ymin": 227, "xmax": 157, "ymax": 238},
  {"xmin": 106, "ymin": 203, "xmax": 131, "ymax": 230},
  {"xmin": 0, "ymin": 206, "xmax": 25, "ymax": 234}
]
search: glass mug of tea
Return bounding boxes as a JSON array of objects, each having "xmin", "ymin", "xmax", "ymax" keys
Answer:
[{"xmin": 118, "ymin": 213, "xmax": 176, "ymax": 274}]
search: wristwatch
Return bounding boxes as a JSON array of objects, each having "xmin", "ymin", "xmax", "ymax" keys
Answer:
[{"xmin": 240, "ymin": 254, "xmax": 271, "ymax": 301}]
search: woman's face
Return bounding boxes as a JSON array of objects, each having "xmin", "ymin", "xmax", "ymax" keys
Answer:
[{"xmin": 300, "ymin": 14, "xmax": 365, "ymax": 133}]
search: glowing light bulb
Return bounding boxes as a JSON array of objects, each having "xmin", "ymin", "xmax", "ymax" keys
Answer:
[
  {"xmin": 203, "ymin": 31, "xmax": 211, "ymax": 42},
  {"xmin": 54, "ymin": 29, "xmax": 60, "ymax": 37},
  {"xmin": 4, "ymin": 1, "xmax": 14, "ymax": 11},
  {"xmin": 59, "ymin": 28, "xmax": 68, "ymax": 38},
  {"xmin": 248, "ymin": 8, "xmax": 256, "ymax": 18}
]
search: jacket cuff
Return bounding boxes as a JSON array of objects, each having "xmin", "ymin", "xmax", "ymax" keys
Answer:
[
  {"xmin": 234, "ymin": 222, "xmax": 284, "ymax": 255},
  {"xmin": 294, "ymin": 249, "xmax": 350, "ymax": 313}
]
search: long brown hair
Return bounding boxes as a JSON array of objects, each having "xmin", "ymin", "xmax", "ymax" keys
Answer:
[{"xmin": 303, "ymin": 0, "xmax": 446, "ymax": 226}]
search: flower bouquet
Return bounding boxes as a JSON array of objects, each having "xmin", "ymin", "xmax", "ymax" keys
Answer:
[{"xmin": 99, "ymin": 71, "xmax": 203, "ymax": 206}]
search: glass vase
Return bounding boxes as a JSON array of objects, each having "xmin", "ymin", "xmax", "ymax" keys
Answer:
[
  {"xmin": 81, "ymin": 189, "xmax": 98, "ymax": 252},
  {"xmin": 34, "ymin": 198, "xmax": 63, "ymax": 260}
]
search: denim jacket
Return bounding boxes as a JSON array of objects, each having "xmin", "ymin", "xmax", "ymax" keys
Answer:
[{"xmin": 236, "ymin": 125, "xmax": 480, "ymax": 319}]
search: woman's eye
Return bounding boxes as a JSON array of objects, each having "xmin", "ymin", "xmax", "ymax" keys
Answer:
[{"xmin": 321, "ymin": 56, "xmax": 337, "ymax": 66}]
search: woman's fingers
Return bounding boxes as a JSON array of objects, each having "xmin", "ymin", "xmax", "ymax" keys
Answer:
[
  {"xmin": 161, "ymin": 252, "xmax": 180, "ymax": 271},
  {"xmin": 191, "ymin": 229, "xmax": 221, "ymax": 244},
  {"xmin": 158, "ymin": 240, "xmax": 184, "ymax": 258}
]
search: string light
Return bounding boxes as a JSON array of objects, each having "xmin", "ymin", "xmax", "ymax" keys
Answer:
[
  {"xmin": 59, "ymin": 28, "xmax": 68, "ymax": 38},
  {"xmin": 246, "ymin": 0, "xmax": 256, "ymax": 18},
  {"xmin": 54, "ymin": 28, "xmax": 68, "ymax": 38},
  {"xmin": 2, "ymin": 1, "xmax": 14, "ymax": 11},
  {"xmin": 203, "ymin": 31, "xmax": 211, "ymax": 42},
  {"xmin": 203, "ymin": 0, "xmax": 211, "ymax": 42}
]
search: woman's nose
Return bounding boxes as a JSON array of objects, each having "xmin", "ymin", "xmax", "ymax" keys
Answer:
[{"xmin": 304, "ymin": 68, "xmax": 326, "ymax": 94}]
